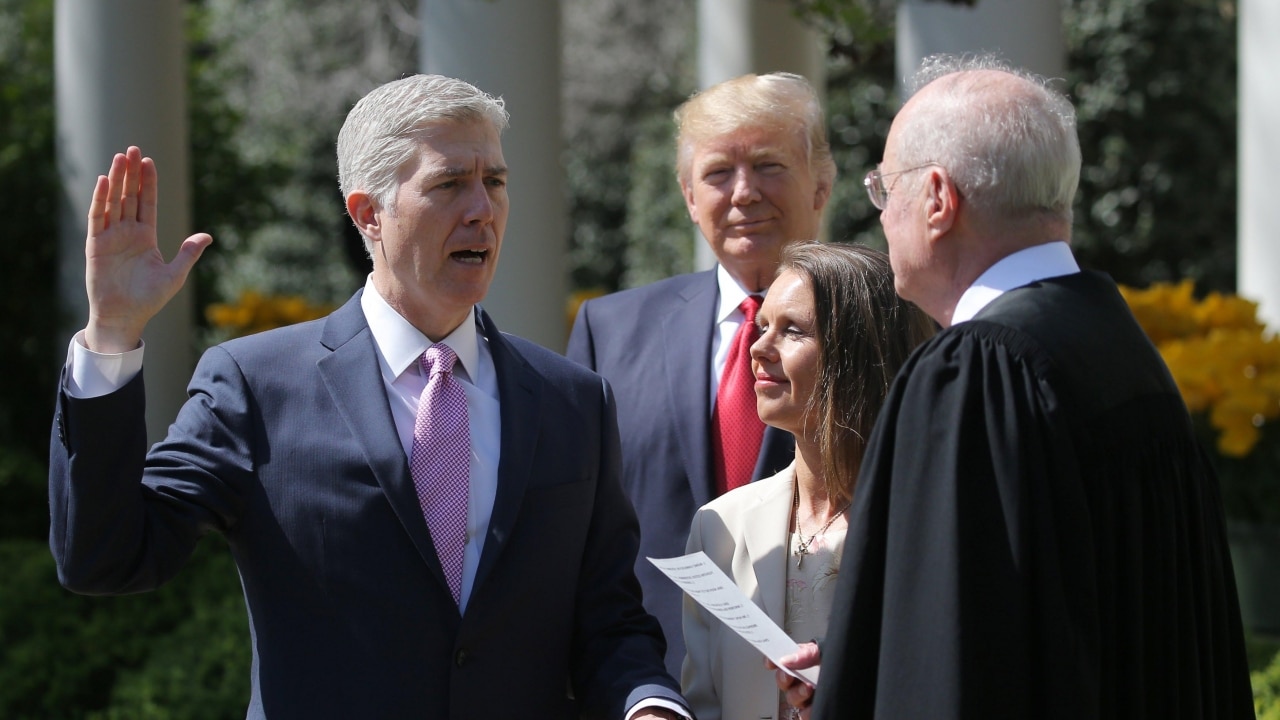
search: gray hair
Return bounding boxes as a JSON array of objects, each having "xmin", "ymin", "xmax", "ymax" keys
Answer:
[
  {"xmin": 896, "ymin": 54, "xmax": 1080, "ymax": 223},
  {"xmin": 337, "ymin": 74, "xmax": 509, "ymax": 247},
  {"xmin": 674, "ymin": 72, "xmax": 837, "ymax": 195}
]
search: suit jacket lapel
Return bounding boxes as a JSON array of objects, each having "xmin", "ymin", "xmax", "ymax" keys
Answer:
[
  {"xmin": 663, "ymin": 271, "xmax": 718, "ymax": 508},
  {"xmin": 316, "ymin": 292, "xmax": 450, "ymax": 592},
  {"xmin": 471, "ymin": 307, "xmax": 542, "ymax": 595},
  {"xmin": 742, "ymin": 468, "xmax": 793, "ymax": 627}
]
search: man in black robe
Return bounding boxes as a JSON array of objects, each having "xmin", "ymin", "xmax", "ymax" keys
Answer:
[{"xmin": 775, "ymin": 54, "xmax": 1255, "ymax": 718}]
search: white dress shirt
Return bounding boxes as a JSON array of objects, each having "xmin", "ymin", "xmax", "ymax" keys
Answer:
[
  {"xmin": 360, "ymin": 281, "xmax": 501, "ymax": 614},
  {"xmin": 951, "ymin": 241, "xmax": 1081, "ymax": 325},
  {"xmin": 709, "ymin": 264, "xmax": 764, "ymax": 412}
]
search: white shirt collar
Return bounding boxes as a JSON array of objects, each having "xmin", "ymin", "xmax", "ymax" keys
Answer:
[
  {"xmin": 359, "ymin": 277, "xmax": 481, "ymax": 382},
  {"xmin": 715, "ymin": 264, "xmax": 762, "ymax": 323},
  {"xmin": 951, "ymin": 241, "xmax": 1080, "ymax": 325}
]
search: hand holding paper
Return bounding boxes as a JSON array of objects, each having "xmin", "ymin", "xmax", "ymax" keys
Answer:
[{"xmin": 648, "ymin": 552, "xmax": 820, "ymax": 685}]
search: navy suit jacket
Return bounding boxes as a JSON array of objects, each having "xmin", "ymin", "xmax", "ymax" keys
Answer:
[
  {"xmin": 49, "ymin": 292, "xmax": 681, "ymax": 719},
  {"xmin": 565, "ymin": 269, "xmax": 793, "ymax": 675}
]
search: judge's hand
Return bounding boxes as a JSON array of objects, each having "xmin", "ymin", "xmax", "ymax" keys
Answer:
[
  {"xmin": 766, "ymin": 641, "xmax": 821, "ymax": 720},
  {"xmin": 84, "ymin": 146, "xmax": 211, "ymax": 353}
]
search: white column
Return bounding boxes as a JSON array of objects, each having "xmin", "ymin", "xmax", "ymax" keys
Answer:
[
  {"xmin": 56, "ymin": 0, "xmax": 194, "ymax": 444},
  {"xmin": 1239, "ymin": 0, "xmax": 1280, "ymax": 328},
  {"xmin": 897, "ymin": 0, "xmax": 1065, "ymax": 96},
  {"xmin": 420, "ymin": 0, "xmax": 566, "ymax": 350},
  {"xmin": 694, "ymin": 0, "xmax": 827, "ymax": 269}
]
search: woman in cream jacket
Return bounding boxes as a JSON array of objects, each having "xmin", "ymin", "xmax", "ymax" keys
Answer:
[{"xmin": 681, "ymin": 242, "xmax": 933, "ymax": 720}]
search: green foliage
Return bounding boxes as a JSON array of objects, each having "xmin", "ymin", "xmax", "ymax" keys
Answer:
[
  {"xmin": 1065, "ymin": 0, "xmax": 1238, "ymax": 291},
  {"xmin": 187, "ymin": 1, "xmax": 293, "ymax": 317},
  {"xmin": 1254, "ymin": 638, "xmax": 1280, "ymax": 720},
  {"xmin": 89, "ymin": 566, "xmax": 251, "ymax": 720},
  {"xmin": 566, "ymin": 133, "xmax": 638, "ymax": 292},
  {"xmin": 823, "ymin": 46, "xmax": 897, "ymax": 249},
  {"xmin": 1249, "ymin": 634, "xmax": 1280, "ymax": 674},
  {"xmin": 0, "ymin": 0, "xmax": 58, "ymax": 456},
  {"xmin": 784, "ymin": 0, "xmax": 897, "ymax": 63},
  {"xmin": 0, "ymin": 538, "xmax": 250, "ymax": 720},
  {"xmin": 562, "ymin": 0, "xmax": 696, "ymax": 293},
  {"xmin": 186, "ymin": 0, "xmax": 368, "ymax": 312},
  {"xmin": 620, "ymin": 113, "xmax": 695, "ymax": 288},
  {"xmin": 0, "ymin": 446, "xmax": 49, "ymax": 540}
]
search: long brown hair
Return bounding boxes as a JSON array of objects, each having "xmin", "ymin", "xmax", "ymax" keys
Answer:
[{"xmin": 780, "ymin": 241, "xmax": 935, "ymax": 506}]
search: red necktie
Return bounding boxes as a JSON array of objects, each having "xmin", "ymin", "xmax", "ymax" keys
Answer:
[
  {"xmin": 410, "ymin": 344, "xmax": 470, "ymax": 606},
  {"xmin": 712, "ymin": 296, "xmax": 765, "ymax": 495}
]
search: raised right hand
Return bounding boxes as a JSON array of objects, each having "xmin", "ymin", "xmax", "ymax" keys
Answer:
[{"xmin": 84, "ymin": 146, "xmax": 212, "ymax": 353}]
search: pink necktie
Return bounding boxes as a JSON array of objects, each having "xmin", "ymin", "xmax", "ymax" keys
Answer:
[
  {"xmin": 712, "ymin": 296, "xmax": 765, "ymax": 496},
  {"xmin": 410, "ymin": 343, "xmax": 470, "ymax": 605}
]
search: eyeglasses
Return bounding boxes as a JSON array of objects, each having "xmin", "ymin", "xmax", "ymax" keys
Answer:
[{"xmin": 863, "ymin": 163, "xmax": 940, "ymax": 210}]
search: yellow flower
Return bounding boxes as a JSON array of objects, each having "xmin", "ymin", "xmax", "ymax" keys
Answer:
[
  {"xmin": 206, "ymin": 291, "xmax": 335, "ymax": 339},
  {"xmin": 1122, "ymin": 281, "xmax": 1280, "ymax": 458}
]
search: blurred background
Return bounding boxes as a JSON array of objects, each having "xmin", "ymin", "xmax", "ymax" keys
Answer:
[{"xmin": 3, "ymin": 0, "xmax": 1278, "ymax": 717}]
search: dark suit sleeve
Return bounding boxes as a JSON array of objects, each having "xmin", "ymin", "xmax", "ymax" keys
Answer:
[
  {"xmin": 565, "ymin": 300, "xmax": 596, "ymax": 369},
  {"xmin": 49, "ymin": 348, "xmax": 249, "ymax": 595},
  {"xmin": 813, "ymin": 328, "xmax": 1094, "ymax": 720},
  {"xmin": 569, "ymin": 377, "xmax": 688, "ymax": 719}
]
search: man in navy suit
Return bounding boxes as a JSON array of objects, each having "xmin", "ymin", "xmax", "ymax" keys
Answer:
[
  {"xmin": 566, "ymin": 72, "xmax": 836, "ymax": 675},
  {"xmin": 49, "ymin": 75, "xmax": 688, "ymax": 719}
]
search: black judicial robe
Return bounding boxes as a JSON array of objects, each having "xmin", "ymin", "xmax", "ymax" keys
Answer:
[{"xmin": 812, "ymin": 271, "xmax": 1254, "ymax": 719}]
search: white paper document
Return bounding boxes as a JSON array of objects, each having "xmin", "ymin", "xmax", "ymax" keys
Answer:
[{"xmin": 648, "ymin": 551, "xmax": 819, "ymax": 685}]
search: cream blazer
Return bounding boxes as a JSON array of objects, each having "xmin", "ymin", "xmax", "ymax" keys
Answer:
[{"xmin": 681, "ymin": 464, "xmax": 794, "ymax": 720}]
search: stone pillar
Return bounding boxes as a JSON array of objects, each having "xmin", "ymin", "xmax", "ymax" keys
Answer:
[
  {"xmin": 1239, "ymin": 0, "xmax": 1280, "ymax": 328},
  {"xmin": 56, "ymin": 0, "xmax": 194, "ymax": 444},
  {"xmin": 420, "ymin": 0, "xmax": 566, "ymax": 350},
  {"xmin": 897, "ymin": 0, "xmax": 1065, "ymax": 96},
  {"xmin": 693, "ymin": 0, "xmax": 827, "ymax": 269}
]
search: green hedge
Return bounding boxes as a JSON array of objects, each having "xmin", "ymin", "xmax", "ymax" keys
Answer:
[
  {"xmin": 1252, "ymin": 635, "xmax": 1280, "ymax": 719},
  {"xmin": 0, "ymin": 538, "xmax": 249, "ymax": 720}
]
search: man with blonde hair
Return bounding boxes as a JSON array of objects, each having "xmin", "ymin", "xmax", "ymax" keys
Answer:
[{"xmin": 568, "ymin": 72, "xmax": 836, "ymax": 675}]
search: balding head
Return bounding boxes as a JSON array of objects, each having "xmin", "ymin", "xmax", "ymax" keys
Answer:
[
  {"xmin": 875, "ymin": 55, "xmax": 1082, "ymax": 326},
  {"xmin": 892, "ymin": 55, "xmax": 1081, "ymax": 226}
]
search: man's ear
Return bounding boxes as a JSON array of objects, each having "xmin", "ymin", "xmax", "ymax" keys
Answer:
[
  {"xmin": 346, "ymin": 191, "xmax": 382, "ymax": 243},
  {"xmin": 680, "ymin": 179, "xmax": 699, "ymax": 223},
  {"xmin": 923, "ymin": 169, "xmax": 958, "ymax": 237},
  {"xmin": 813, "ymin": 178, "xmax": 833, "ymax": 212}
]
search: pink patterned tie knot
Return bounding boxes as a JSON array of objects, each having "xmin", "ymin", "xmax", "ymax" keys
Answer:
[{"xmin": 410, "ymin": 343, "xmax": 470, "ymax": 606}]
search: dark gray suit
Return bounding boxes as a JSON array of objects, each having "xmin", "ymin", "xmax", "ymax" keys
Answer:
[
  {"xmin": 566, "ymin": 269, "xmax": 793, "ymax": 676},
  {"xmin": 49, "ymin": 291, "xmax": 681, "ymax": 719}
]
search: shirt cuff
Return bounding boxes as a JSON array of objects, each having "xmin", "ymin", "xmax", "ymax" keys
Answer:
[
  {"xmin": 625, "ymin": 697, "xmax": 691, "ymax": 720},
  {"xmin": 66, "ymin": 331, "xmax": 144, "ymax": 399}
]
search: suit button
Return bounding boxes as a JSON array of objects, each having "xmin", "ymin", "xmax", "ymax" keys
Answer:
[{"xmin": 455, "ymin": 649, "xmax": 468, "ymax": 667}]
